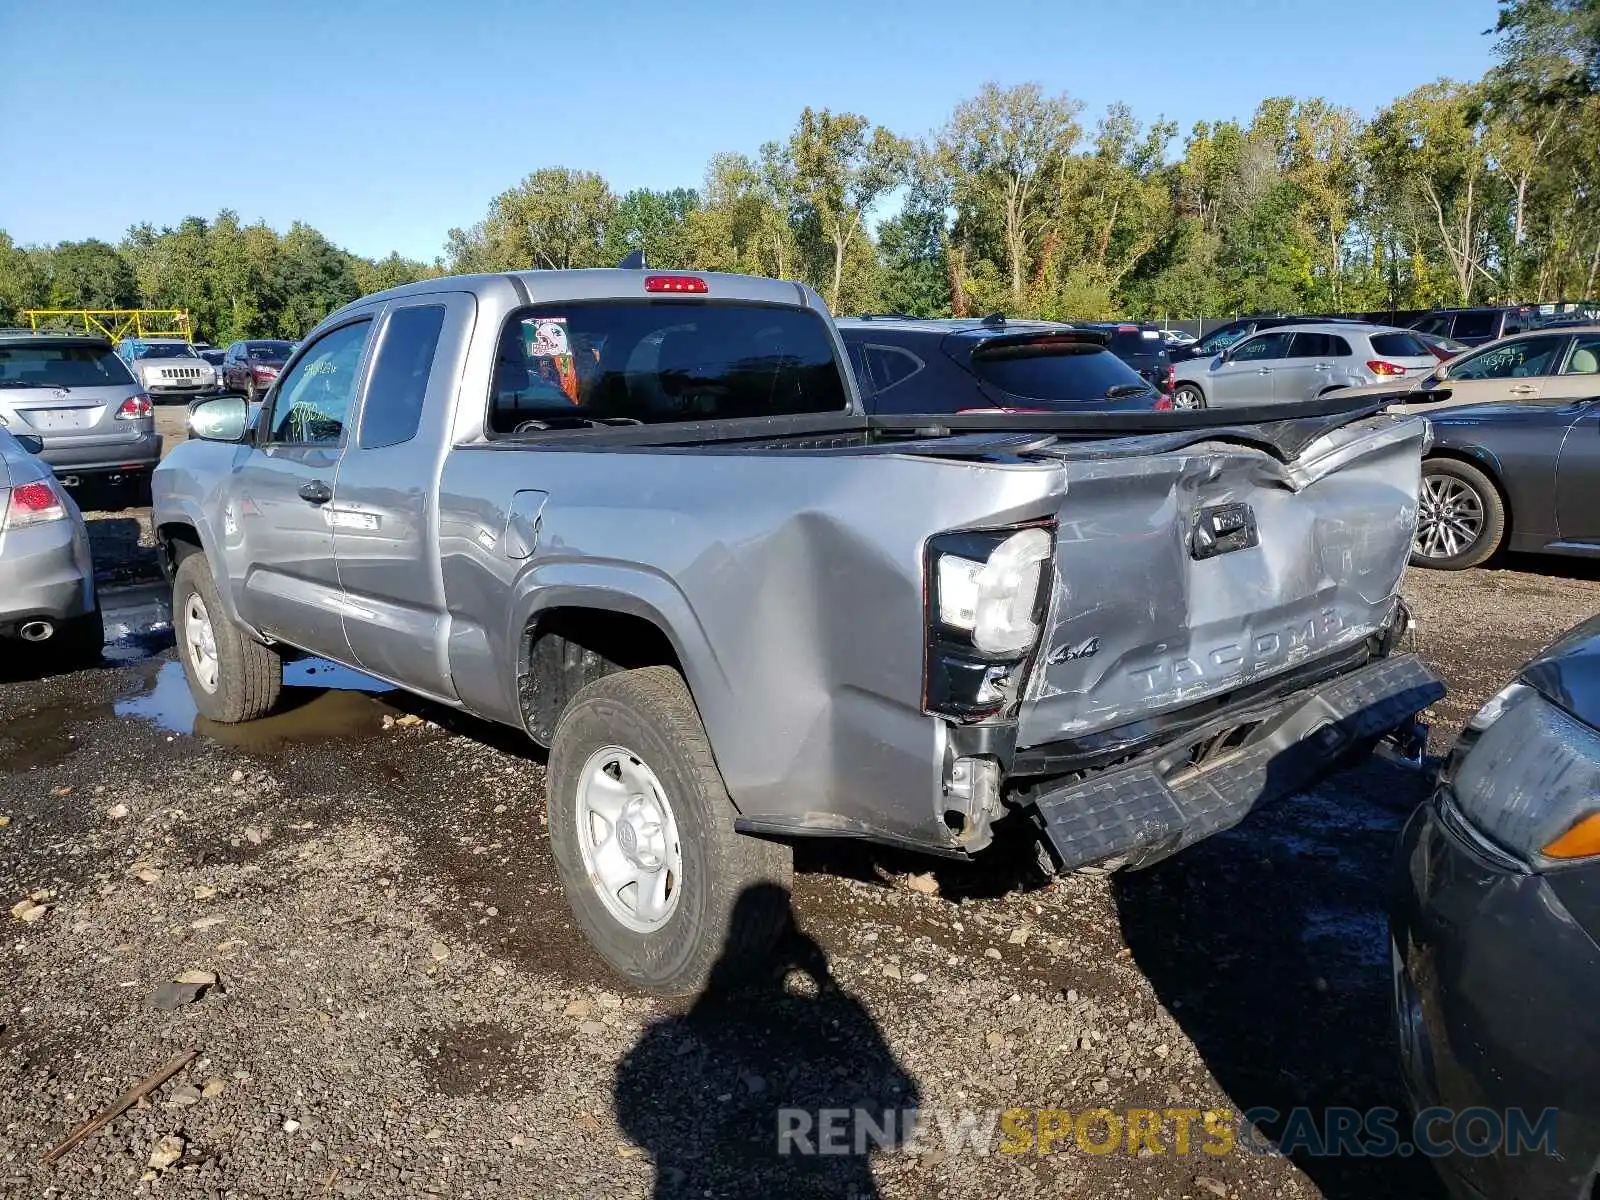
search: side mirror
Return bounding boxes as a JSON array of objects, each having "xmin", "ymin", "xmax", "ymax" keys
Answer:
[
  {"xmin": 13, "ymin": 433, "xmax": 44, "ymax": 455},
  {"xmin": 187, "ymin": 395, "xmax": 250, "ymax": 443},
  {"xmin": 1431, "ymin": 363, "xmax": 1450, "ymax": 382}
]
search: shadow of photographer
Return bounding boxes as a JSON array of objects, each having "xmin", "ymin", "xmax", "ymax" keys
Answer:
[{"xmin": 615, "ymin": 883, "xmax": 920, "ymax": 1198}]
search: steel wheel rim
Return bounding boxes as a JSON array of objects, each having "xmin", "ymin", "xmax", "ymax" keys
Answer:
[
  {"xmin": 1415, "ymin": 475, "xmax": 1486, "ymax": 560},
  {"xmin": 183, "ymin": 593, "xmax": 220, "ymax": 693},
  {"xmin": 575, "ymin": 745, "xmax": 682, "ymax": 933}
]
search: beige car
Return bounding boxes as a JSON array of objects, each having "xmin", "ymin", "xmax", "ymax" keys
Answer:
[{"xmin": 1330, "ymin": 324, "xmax": 1600, "ymax": 412}]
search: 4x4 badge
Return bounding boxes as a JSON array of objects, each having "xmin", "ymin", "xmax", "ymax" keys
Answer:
[{"xmin": 1048, "ymin": 636, "xmax": 1101, "ymax": 665}]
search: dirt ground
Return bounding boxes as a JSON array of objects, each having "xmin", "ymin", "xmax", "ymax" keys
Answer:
[{"xmin": 2, "ymin": 450, "xmax": 1598, "ymax": 1197}]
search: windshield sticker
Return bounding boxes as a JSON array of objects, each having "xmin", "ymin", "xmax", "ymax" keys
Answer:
[{"xmin": 521, "ymin": 318, "xmax": 579, "ymax": 403}]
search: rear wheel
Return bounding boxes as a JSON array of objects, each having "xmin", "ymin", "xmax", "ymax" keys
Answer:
[
  {"xmin": 1412, "ymin": 459, "xmax": 1506, "ymax": 570},
  {"xmin": 1172, "ymin": 383, "xmax": 1206, "ymax": 411},
  {"xmin": 173, "ymin": 553, "xmax": 283, "ymax": 722},
  {"xmin": 547, "ymin": 666, "xmax": 793, "ymax": 994}
]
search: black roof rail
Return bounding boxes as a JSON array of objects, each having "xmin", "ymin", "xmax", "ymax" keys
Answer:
[
  {"xmin": 616, "ymin": 249, "xmax": 646, "ymax": 270},
  {"xmin": 979, "ymin": 312, "xmax": 1005, "ymax": 327},
  {"xmin": 856, "ymin": 312, "xmax": 916, "ymax": 320}
]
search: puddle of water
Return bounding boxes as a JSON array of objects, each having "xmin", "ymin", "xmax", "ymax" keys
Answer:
[
  {"xmin": 0, "ymin": 699, "xmax": 112, "ymax": 772},
  {"xmin": 116, "ymin": 659, "xmax": 401, "ymax": 753}
]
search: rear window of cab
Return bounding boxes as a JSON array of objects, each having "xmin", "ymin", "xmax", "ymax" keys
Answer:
[{"xmin": 487, "ymin": 301, "xmax": 849, "ymax": 434}]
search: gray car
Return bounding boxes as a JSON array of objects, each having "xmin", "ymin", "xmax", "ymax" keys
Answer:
[
  {"xmin": 0, "ymin": 332, "xmax": 163, "ymax": 493},
  {"xmin": 153, "ymin": 266, "xmax": 1441, "ymax": 993},
  {"xmin": 1172, "ymin": 323, "xmax": 1437, "ymax": 410},
  {"xmin": 0, "ymin": 426, "xmax": 102, "ymax": 663}
]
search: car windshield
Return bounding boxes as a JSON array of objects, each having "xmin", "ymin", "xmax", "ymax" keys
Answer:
[
  {"xmin": 130, "ymin": 342, "xmax": 197, "ymax": 360},
  {"xmin": 0, "ymin": 343, "xmax": 135, "ymax": 387},
  {"xmin": 968, "ymin": 339, "xmax": 1153, "ymax": 402},
  {"xmin": 488, "ymin": 301, "xmax": 849, "ymax": 432},
  {"xmin": 247, "ymin": 342, "xmax": 293, "ymax": 360}
]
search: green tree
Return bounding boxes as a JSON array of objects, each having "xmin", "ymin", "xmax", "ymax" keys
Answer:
[
  {"xmin": 48, "ymin": 238, "xmax": 137, "ymax": 309},
  {"xmin": 604, "ymin": 188, "xmax": 700, "ymax": 269},
  {"xmin": 785, "ymin": 108, "xmax": 910, "ymax": 310},
  {"xmin": 0, "ymin": 232, "xmax": 51, "ymax": 324},
  {"xmin": 447, "ymin": 168, "xmax": 616, "ymax": 272}
]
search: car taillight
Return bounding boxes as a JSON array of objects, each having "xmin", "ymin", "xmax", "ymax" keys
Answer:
[
  {"xmin": 643, "ymin": 275, "xmax": 709, "ymax": 294},
  {"xmin": 1367, "ymin": 360, "xmax": 1407, "ymax": 376},
  {"xmin": 3, "ymin": 481, "xmax": 67, "ymax": 529},
  {"xmin": 116, "ymin": 394, "xmax": 153, "ymax": 420},
  {"xmin": 1154, "ymin": 395, "xmax": 1174, "ymax": 411},
  {"xmin": 1164, "ymin": 364, "xmax": 1175, "ymax": 392},
  {"xmin": 252, "ymin": 365, "xmax": 279, "ymax": 380}
]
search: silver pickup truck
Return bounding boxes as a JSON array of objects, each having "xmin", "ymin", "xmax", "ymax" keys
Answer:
[{"xmin": 152, "ymin": 268, "xmax": 1442, "ymax": 992}]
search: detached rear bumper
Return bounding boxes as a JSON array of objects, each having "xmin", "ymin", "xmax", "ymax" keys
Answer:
[{"xmin": 1030, "ymin": 654, "xmax": 1442, "ymax": 871}]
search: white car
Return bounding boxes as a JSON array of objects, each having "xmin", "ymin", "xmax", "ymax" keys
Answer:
[
  {"xmin": 1160, "ymin": 329, "xmax": 1197, "ymax": 349},
  {"xmin": 115, "ymin": 338, "xmax": 220, "ymax": 403}
]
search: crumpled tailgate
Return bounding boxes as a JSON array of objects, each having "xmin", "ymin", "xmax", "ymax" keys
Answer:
[{"xmin": 1018, "ymin": 415, "xmax": 1425, "ymax": 748}]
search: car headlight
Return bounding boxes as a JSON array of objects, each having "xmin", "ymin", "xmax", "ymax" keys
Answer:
[
  {"xmin": 925, "ymin": 525, "xmax": 1054, "ymax": 719},
  {"xmin": 1449, "ymin": 682, "xmax": 1600, "ymax": 864}
]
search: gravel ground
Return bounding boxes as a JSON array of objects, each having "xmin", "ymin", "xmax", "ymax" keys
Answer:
[{"xmin": 1, "ymin": 521, "xmax": 1596, "ymax": 1198}]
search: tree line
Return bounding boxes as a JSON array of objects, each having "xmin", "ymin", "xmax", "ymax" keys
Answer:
[{"xmin": 2, "ymin": 0, "xmax": 1594, "ymax": 343}]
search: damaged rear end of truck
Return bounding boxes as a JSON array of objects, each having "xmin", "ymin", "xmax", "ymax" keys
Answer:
[{"xmin": 849, "ymin": 403, "xmax": 1442, "ymax": 875}]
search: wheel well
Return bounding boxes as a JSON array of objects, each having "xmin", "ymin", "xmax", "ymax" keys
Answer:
[
  {"xmin": 156, "ymin": 522, "xmax": 204, "ymax": 576},
  {"xmin": 518, "ymin": 608, "xmax": 683, "ymax": 745},
  {"xmin": 1422, "ymin": 451, "xmax": 1513, "ymax": 530}
]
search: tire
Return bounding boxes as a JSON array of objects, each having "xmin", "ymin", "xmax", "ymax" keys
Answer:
[
  {"xmin": 55, "ymin": 605, "xmax": 104, "ymax": 668},
  {"xmin": 1412, "ymin": 458, "xmax": 1506, "ymax": 570},
  {"xmin": 1172, "ymin": 383, "xmax": 1206, "ymax": 411},
  {"xmin": 245, "ymin": 378, "xmax": 258, "ymax": 405},
  {"xmin": 173, "ymin": 553, "xmax": 283, "ymax": 722},
  {"xmin": 547, "ymin": 665, "xmax": 793, "ymax": 994}
]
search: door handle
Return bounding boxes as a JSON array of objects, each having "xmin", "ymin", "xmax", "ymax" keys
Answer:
[
  {"xmin": 298, "ymin": 480, "xmax": 333, "ymax": 505},
  {"xmin": 1507, "ymin": 384, "xmax": 1538, "ymax": 396},
  {"xmin": 1256, "ymin": 367, "xmax": 1272, "ymax": 375},
  {"xmin": 1314, "ymin": 362, "xmax": 1333, "ymax": 370}
]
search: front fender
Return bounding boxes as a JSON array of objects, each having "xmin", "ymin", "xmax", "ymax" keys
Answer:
[{"xmin": 151, "ymin": 493, "xmax": 247, "ymax": 629}]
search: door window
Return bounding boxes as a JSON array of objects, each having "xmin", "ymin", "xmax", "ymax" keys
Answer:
[
  {"xmin": 1288, "ymin": 332, "xmax": 1348, "ymax": 358},
  {"xmin": 1449, "ymin": 335, "xmax": 1568, "ymax": 381},
  {"xmin": 1228, "ymin": 332, "xmax": 1293, "ymax": 362},
  {"xmin": 1452, "ymin": 311, "xmax": 1500, "ymax": 341},
  {"xmin": 1197, "ymin": 324, "xmax": 1250, "ymax": 355},
  {"xmin": 1412, "ymin": 315, "xmax": 1451, "ymax": 337},
  {"xmin": 360, "ymin": 305, "xmax": 446, "ymax": 449},
  {"xmin": 265, "ymin": 320, "xmax": 372, "ymax": 445},
  {"xmin": 845, "ymin": 342, "xmax": 874, "ymax": 396},
  {"xmin": 1561, "ymin": 336, "xmax": 1600, "ymax": 377}
]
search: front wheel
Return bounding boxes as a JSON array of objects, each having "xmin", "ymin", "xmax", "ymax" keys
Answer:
[
  {"xmin": 1172, "ymin": 383, "xmax": 1206, "ymax": 411},
  {"xmin": 1411, "ymin": 459, "xmax": 1506, "ymax": 570},
  {"xmin": 173, "ymin": 553, "xmax": 283, "ymax": 722},
  {"xmin": 547, "ymin": 666, "xmax": 793, "ymax": 994}
]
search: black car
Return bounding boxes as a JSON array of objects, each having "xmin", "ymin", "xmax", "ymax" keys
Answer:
[
  {"xmin": 1078, "ymin": 323, "xmax": 1173, "ymax": 395},
  {"xmin": 1392, "ymin": 615, "xmax": 1600, "ymax": 1200},
  {"xmin": 1410, "ymin": 306, "xmax": 1536, "ymax": 348},
  {"xmin": 1415, "ymin": 396, "xmax": 1600, "ymax": 569},
  {"xmin": 836, "ymin": 316, "xmax": 1163, "ymax": 414}
]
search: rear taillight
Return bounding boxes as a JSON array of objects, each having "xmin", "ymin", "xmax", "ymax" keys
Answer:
[
  {"xmin": 3, "ymin": 481, "xmax": 67, "ymax": 529},
  {"xmin": 252, "ymin": 365, "xmax": 278, "ymax": 381},
  {"xmin": 1367, "ymin": 360, "xmax": 1407, "ymax": 376},
  {"xmin": 1164, "ymin": 364, "xmax": 1175, "ymax": 392},
  {"xmin": 643, "ymin": 275, "xmax": 709, "ymax": 294},
  {"xmin": 1154, "ymin": 395, "xmax": 1174, "ymax": 411},
  {"xmin": 116, "ymin": 394, "xmax": 153, "ymax": 420}
]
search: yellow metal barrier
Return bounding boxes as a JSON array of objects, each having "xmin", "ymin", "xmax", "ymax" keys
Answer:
[{"xmin": 22, "ymin": 309, "xmax": 192, "ymax": 342}]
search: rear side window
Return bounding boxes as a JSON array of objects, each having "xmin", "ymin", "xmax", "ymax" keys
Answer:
[
  {"xmin": 1452, "ymin": 312, "xmax": 1499, "ymax": 340},
  {"xmin": 361, "ymin": 305, "xmax": 446, "ymax": 449},
  {"xmin": 1370, "ymin": 332, "xmax": 1430, "ymax": 358},
  {"xmin": 1288, "ymin": 332, "xmax": 1345, "ymax": 358},
  {"xmin": 0, "ymin": 343, "xmax": 135, "ymax": 387},
  {"xmin": 969, "ymin": 341, "xmax": 1150, "ymax": 403},
  {"xmin": 861, "ymin": 344, "xmax": 924, "ymax": 394},
  {"xmin": 488, "ymin": 302, "xmax": 848, "ymax": 433}
]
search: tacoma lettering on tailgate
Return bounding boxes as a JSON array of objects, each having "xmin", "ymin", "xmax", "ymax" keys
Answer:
[{"xmin": 1126, "ymin": 609, "xmax": 1346, "ymax": 694}]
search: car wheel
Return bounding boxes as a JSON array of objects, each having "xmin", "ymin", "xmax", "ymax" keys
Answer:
[
  {"xmin": 547, "ymin": 665, "xmax": 793, "ymax": 995},
  {"xmin": 55, "ymin": 605, "xmax": 104, "ymax": 668},
  {"xmin": 245, "ymin": 379, "xmax": 258, "ymax": 405},
  {"xmin": 173, "ymin": 553, "xmax": 283, "ymax": 722},
  {"xmin": 1172, "ymin": 384, "xmax": 1206, "ymax": 411},
  {"xmin": 1412, "ymin": 459, "xmax": 1506, "ymax": 570}
]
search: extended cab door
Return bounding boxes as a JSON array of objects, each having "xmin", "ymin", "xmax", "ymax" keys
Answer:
[
  {"xmin": 329, "ymin": 293, "xmax": 473, "ymax": 697},
  {"xmin": 229, "ymin": 316, "xmax": 374, "ymax": 654}
]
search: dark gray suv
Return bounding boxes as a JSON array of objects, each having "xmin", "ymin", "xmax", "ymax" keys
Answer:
[{"xmin": 0, "ymin": 332, "xmax": 162, "ymax": 497}]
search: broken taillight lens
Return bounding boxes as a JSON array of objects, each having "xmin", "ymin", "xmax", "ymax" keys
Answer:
[{"xmin": 3, "ymin": 481, "xmax": 67, "ymax": 529}]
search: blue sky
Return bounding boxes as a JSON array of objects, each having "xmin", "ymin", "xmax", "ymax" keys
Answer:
[{"xmin": 1, "ymin": 0, "xmax": 1500, "ymax": 263}]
